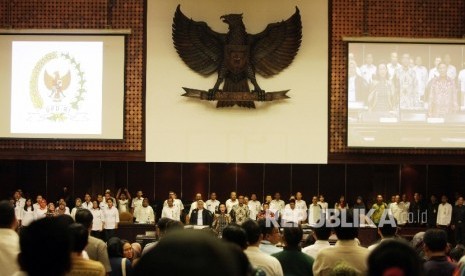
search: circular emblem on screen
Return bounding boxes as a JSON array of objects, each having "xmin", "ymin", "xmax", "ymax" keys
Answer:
[{"xmin": 29, "ymin": 51, "xmax": 86, "ymax": 121}]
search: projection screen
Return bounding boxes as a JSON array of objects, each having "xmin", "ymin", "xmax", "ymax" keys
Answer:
[
  {"xmin": 346, "ymin": 38, "xmax": 465, "ymax": 148},
  {"xmin": 0, "ymin": 31, "xmax": 127, "ymax": 139}
]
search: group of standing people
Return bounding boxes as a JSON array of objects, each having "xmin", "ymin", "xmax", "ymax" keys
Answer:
[{"xmin": 349, "ymin": 51, "xmax": 462, "ymax": 118}]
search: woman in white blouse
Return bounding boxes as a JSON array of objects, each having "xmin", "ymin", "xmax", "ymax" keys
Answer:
[
  {"xmin": 90, "ymin": 200, "xmax": 104, "ymax": 240},
  {"xmin": 20, "ymin": 198, "xmax": 36, "ymax": 227}
]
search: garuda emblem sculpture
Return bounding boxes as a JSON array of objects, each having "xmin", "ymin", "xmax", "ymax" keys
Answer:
[{"xmin": 172, "ymin": 5, "xmax": 302, "ymax": 108}]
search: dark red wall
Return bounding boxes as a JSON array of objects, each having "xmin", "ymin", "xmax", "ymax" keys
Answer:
[{"xmin": 2, "ymin": 161, "xmax": 465, "ymax": 208}]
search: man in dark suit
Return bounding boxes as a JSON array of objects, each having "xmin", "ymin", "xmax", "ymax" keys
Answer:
[{"xmin": 189, "ymin": 200, "xmax": 213, "ymax": 226}]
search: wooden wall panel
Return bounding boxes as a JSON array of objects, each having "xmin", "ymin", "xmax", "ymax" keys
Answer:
[
  {"xmin": 264, "ymin": 164, "xmax": 292, "ymax": 200},
  {"xmin": 236, "ymin": 164, "xmax": 264, "ymax": 202},
  {"xmin": 128, "ymin": 162, "xmax": 155, "ymax": 201},
  {"xmin": 209, "ymin": 163, "xmax": 237, "ymax": 202},
  {"xmin": 154, "ymin": 163, "xmax": 182, "ymax": 201},
  {"xmin": 400, "ymin": 165, "xmax": 427, "ymax": 200},
  {"xmin": 182, "ymin": 163, "xmax": 209, "ymax": 203},
  {"xmin": 318, "ymin": 164, "xmax": 345, "ymax": 207},
  {"xmin": 47, "ymin": 160, "xmax": 74, "ymax": 204},
  {"xmin": 16, "ymin": 161, "xmax": 47, "ymax": 201},
  {"xmin": 1, "ymin": 161, "xmax": 465, "ymax": 210},
  {"xmin": 74, "ymin": 161, "xmax": 100, "ymax": 199},
  {"xmin": 291, "ymin": 164, "xmax": 319, "ymax": 200}
]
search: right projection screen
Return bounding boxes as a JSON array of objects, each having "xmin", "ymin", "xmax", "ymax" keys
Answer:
[{"xmin": 347, "ymin": 40, "xmax": 465, "ymax": 148}]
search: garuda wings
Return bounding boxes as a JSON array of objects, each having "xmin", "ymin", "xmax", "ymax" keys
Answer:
[{"xmin": 172, "ymin": 5, "xmax": 302, "ymax": 108}]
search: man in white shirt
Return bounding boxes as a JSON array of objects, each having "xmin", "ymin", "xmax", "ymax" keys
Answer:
[
  {"xmin": 294, "ymin": 192, "xmax": 307, "ymax": 212},
  {"xmin": 163, "ymin": 191, "xmax": 184, "ymax": 215},
  {"xmin": 226, "ymin": 191, "xmax": 239, "ymax": 214},
  {"xmin": 116, "ymin": 188, "xmax": 131, "ymax": 213},
  {"xmin": 103, "ymin": 199, "xmax": 119, "ymax": 241},
  {"xmin": 161, "ymin": 198, "xmax": 181, "ymax": 221},
  {"xmin": 270, "ymin": 193, "xmax": 285, "ymax": 214},
  {"xmin": 81, "ymin": 193, "xmax": 93, "ymax": 210},
  {"xmin": 131, "ymin": 190, "xmax": 144, "ymax": 219},
  {"xmin": 389, "ymin": 195, "xmax": 403, "ymax": 225},
  {"xmin": 187, "ymin": 193, "xmax": 203, "ymax": 217},
  {"xmin": 248, "ymin": 193, "xmax": 261, "ymax": 220},
  {"xmin": 281, "ymin": 200, "xmax": 305, "ymax": 226},
  {"xmin": 205, "ymin": 192, "xmax": 220, "ymax": 214},
  {"xmin": 135, "ymin": 198, "xmax": 155, "ymax": 224},
  {"xmin": 97, "ymin": 194, "xmax": 107, "ymax": 210},
  {"xmin": 0, "ymin": 200, "xmax": 20, "ymax": 276},
  {"xmin": 437, "ymin": 195, "xmax": 452, "ymax": 229},
  {"xmin": 13, "ymin": 190, "xmax": 26, "ymax": 220},
  {"xmin": 33, "ymin": 194, "xmax": 43, "ymax": 210},
  {"xmin": 359, "ymin": 53, "xmax": 377, "ymax": 83},
  {"xmin": 302, "ymin": 222, "xmax": 332, "ymax": 259},
  {"xmin": 308, "ymin": 196, "xmax": 323, "ymax": 226},
  {"xmin": 242, "ymin": 220, "xmax": 284, "ymax": 276}
]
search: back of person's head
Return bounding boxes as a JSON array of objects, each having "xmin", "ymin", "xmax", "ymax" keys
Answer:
[
  {"xmin": 75, "ymin": 208, "xmax": 93, "ymax": 230},
  {"xmin": 258, "ymin": 218, "xmax": 276, "ymax": 238},
  {"xmin": 0, "ymin": 200, "xmax": 16, "ymax": 228},
  {"xmin": 135, "ymin": 230, "xmax": 252, "ymax": 276},
  {"xmin": 68, "ymin": 223, "xmax": 88, "ymax": 253},
  {"xmin": 18, "ymin": 217, "xmax": 72, "ymax": 276},
  {"xmin": 156, "ymin": 217, "xmax": 172, "ymax": 235},
  {"xmin": 330, "ymin": 262, "xmax": 359, "ymax": 276},
  {"xmin": 241, "ymin": 219, "xmax": 261, "ymax": 245},
  {"xmin": 368, "ymin": 239, "xmax": 423, "ymax": 276},
  {"xmin": 423, "ymin": 228, "xmax": 447, "ymax": 253},
  {"xmin": 450, "ymin": 245, "xmax": 465, "ymax": 263},
  {"xmin": 379, "ymin": 217, "xmax": 397, "ymax": 238},
  {"xmin": 107, "ymin": 237, "xmax": 123, "ymax": 258},
  {"xmin": 165, "ymin": 220, "xmax": 184, "ymax": 234},
  {"xmin": 334, "ymin": 210, "xmax": 358, "ymax": 240},
  {"xmin": 283, "ymin": 226, "xmax": 303, "ymax": 247},
  {"xmin": 222, "ymin": 224, "xmax": 248, "ymax": 249},
  {"xmin": 313, "ymin": 219, "xmax": 332, "ymax": 240}
]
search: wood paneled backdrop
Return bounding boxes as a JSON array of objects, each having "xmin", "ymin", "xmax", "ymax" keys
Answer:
[
  {"xmin": 2, "ymin": 161, "xmax": 465, "ymax": 210},
  {"xmin": 1, "ymin": 0, "xmax": 465, "ymax": 203}
]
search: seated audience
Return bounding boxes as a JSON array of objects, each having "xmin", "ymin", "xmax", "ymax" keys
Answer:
[
  {"xmin": 258, "ymin": 219, "xmax": 282, "ymax": 255},
  {"xmin": 107, "ymin": 237, "xmax": 133, "ymax": 276},
  {"xmin": 16, "ymin": 216, "xmax": 72, "ymax": 276},
  {"xmin": 368, "ymin": 239, "xmax": 423, "ymax": 276},
  {"xmin": 272, "ymin": 226, "xmax": 314, "ymax": 276},
  {"xmin": 75, "ymin": 209, "xmax": 112, "ymax": 274},
  {"xmin": 449, "ymin": 244, "xmax": 465, "ymax": 263},
  {"xmin": 222, "ymin": 224, "xmax": 248, "ymax": 250},
  {"xmin": 423, "ymin": 228, "xmax": 457, "ymax": 276},
  {"xmin": 302, "ymin": 220, "xmax": 332, "ymax": 259},
  {"xmin": 135, "ymin": 230, "xmax": 253, "ymax": 276},
  {"xmin": 66, "ymin": 223, "xmax": 105, "ymax": 276},
  {"xmin": 0, "ymin": 200, "xmax": 20, "ymax": 275},
  {"xmin": 142, "ymin": 218, "xmax": 172, "ymax": 255},
  {"xmin": 368, "ymin": 216, "xmax": 398, "ymax": 250},
  {"xmin": 242, "ymin": 220, "xmax": 284, "ymax": 276},
  {"xmin": 313, "ymin": 210, "xmax": 370, "ymax": 275}
]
